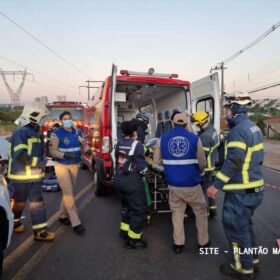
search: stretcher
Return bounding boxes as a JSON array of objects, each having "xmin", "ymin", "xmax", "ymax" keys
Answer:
[{"xmin": 146, "ymin": 164, "xmax": 171, "ymax": 214}]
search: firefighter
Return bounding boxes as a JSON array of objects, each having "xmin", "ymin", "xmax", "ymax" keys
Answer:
[
  {"xmin": 191, "ymin": 111, "xmax": 219, "ymax": 217},
  {"xmin": 49, "ymin": 111, "xmax": 92, "ymax": 235},
  {"xmin": 207, "ymin": 91, "xmax": 264, "ymax": 279},
  {"xmin": 154, "ymin": 112, "xmax": 209, "ymax": 254},
  {"xmin": 8, "ymin": 102, "xmax": 55, "ymax": 241},
  {"xmin": 132, "ymin": 112, "xmax": 149, "ymax": 144},
  {"xmin": 114, "ymin": 121, "xmax": 148, "ymax": 249}
]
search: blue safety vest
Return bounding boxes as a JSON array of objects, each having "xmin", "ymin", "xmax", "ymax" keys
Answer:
[
  {"xmin": 54, "ymin": 127, "xmax": 82, "ymax": 165},
  {"xmin": 8, "ymin": 123, "xmax": 44, "ymax": 182},
  {"xmin": 160, "ymin": 126, "xmax": 201, "ymax": 187},
  {"xmin": 214, "ymin": 114, "xmax": 264, "ymax": 191}
]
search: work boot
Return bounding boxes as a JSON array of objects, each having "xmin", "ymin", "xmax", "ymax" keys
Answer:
[
  {"xmin": 59, "ymin": 217, "xmax": 71, "ymax": 226},
  {"xmin": 73, "ymin": 224, "xmax": 85, "ymax": 235},
  {"xmin": 126, "ymin": 238, "xmax": 147, "ymax": 249},
  {"xmin": 173, "ymin": 244, "xmax": 184, "ymax": 254},
  {"xmin": 34, "ymin": 230, "xmax": 55, "ymax": 242},
  {"xmin": 14, "ymin": 222, "xmax": 25, "ymax": 233},
  {"xmin": 119, "ymin": 230, "xmax": 128, "ymax": 240},
  {"xmin": 220, "ymin": 264, "xmax": 254, "ymax": 280},
  {"xmin": 253, "ymin": 258, "xmax": 260, "ymax": 273}
]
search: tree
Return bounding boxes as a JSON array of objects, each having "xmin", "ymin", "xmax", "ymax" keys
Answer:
[{"xmin": 256, "ymin": 118, "xmax": 266, "ymax": 135}]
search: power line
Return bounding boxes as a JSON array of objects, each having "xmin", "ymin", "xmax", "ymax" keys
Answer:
[
  {"xmin": 0, "ymin": 10, "xmax": 89, "ymax": 78},
  {"xmin": 248, "ymin": 81, "xmax": 280, "ymax": 93},
  {"xmin": 0, "ymin": 55, "xmax": 78, "ymax": 91},
  {"xmin": 222, "ymin": 21, "xmax": 280, "ymax": 65},
  {"xmin": 14, "ymin": 0, "xmax": 59, "ymax": 40}
]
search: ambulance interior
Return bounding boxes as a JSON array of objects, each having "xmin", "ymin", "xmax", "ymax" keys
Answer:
[{"xmin": 114, "ymin": 83, "xmax": 189, "ymax": 142}]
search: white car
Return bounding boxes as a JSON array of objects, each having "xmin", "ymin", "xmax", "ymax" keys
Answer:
[{"xmin": 0, "ymin": 147, "xmax": 14, "ymax": 275}]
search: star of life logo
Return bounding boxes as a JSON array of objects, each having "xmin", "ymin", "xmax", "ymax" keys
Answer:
[{"xmin": 168, "ymin": 136, "xmax": 189, "ymax": 158}]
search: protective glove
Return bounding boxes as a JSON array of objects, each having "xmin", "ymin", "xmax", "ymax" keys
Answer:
[{"xmin": 64, "ymin": 152, "xmax": 76, "ymax": 159}]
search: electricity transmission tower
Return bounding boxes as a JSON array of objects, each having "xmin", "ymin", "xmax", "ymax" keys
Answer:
[{"xmin": 0, "ymin": 69, "xmax": 33, "ymax": 106}]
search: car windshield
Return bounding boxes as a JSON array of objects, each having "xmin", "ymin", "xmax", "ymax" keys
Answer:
[{"xmin": 48, "ymin": 107, "xmax": 83, "ymax": 120}]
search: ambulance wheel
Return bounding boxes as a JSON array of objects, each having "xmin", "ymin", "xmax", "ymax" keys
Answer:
[{"xmin": 95, "ymin": 173, "xmax": 106, "ymax": 197}]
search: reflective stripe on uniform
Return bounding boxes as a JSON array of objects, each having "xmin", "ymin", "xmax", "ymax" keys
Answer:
[
  {"xmin": 205, "ymin": 142, "xmax": 219, "ymax": 171},
  {"xmin": 32, "ymin": 222, "xmax": 48, "ymax": 230},
  {"xmin": 120, "ymin": 222, "xmax": 130, "ymax": 232},
  {"xmin": 31, "ymin": 157, "xmax": 38, "ymax": 167},
  {"xmin": 216, "ymin": 171, "xmax": 230, "ymax": 183},
  {"xmin": 232, "ymin": 242, "xmax": 242, "ymax": 270},
  {"xmin": 119, "ymin": 146, "xmax": 132, "ymax": 150},
  {"xmin": 230, "ymin": 264, "xmax": 253, "ymax": 274},
  {"xmin": 205, "ymin": 167, "xmax": 215, "ymax": 171},
  {"xmin": 162, "ymin": 159, "xmax": 198, "ymax": 165},
  {"xmin": 8, "ymin": 149, "xmax": 44, "ymax": 180},
  {"xmin": 242, "ymin": 143, "xmax": 263, "ymax": 184},
  {"xmin": 128, "ymin": 229, "xmax": 142, "ymax": 239},
  {"xmin": 222, "ymin": 179, "xmax": 264, "ymax": 191},
  {"xmin": 28, "ymin": 138, "xmax": 41, "ymax": 155},
  {"xmin": 227, "ymin": 141, "xmax": 247, "ymax": 150},
  {"xmin": 58, "ymin": 147, "xmax": 81, "ymax": 152},
  {"xmin": 8, "ymin": 173, "xmax": 45, "ymax": 181},
  {"xmin": 14, "ymin": 144, "xmax": 28, "ymax": 152}
]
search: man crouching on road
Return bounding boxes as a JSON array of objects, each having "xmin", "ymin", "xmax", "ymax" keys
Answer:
[{"xmin": 154, "ymin": 112, "xmax": 209, "ymax": 254}]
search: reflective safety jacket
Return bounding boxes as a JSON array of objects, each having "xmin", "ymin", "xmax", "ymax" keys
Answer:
[
  {"xmin": 214, "ymin": 114, "xmax": 264, "ymax": 191},
  {"xmin": 8, "ymin": 124, "xmax": 44, "ymax": 182},
  {"xmin": 198, "ymin": 125, "xmax": 219, "ymax": 172},
  {"xmin": 115, "ymin": 138, "xmax": 147, "ymax": 175},
  {"xmin": 52, "ymin": 127, "xmax": 82, "ymax": 165},
  {"xmin": 160, "ymin": 126, "xmax": 201, "ymax": 187}
]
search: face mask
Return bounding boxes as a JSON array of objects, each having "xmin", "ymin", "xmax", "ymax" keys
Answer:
[
  {"xmin": 63, "ymin": 119, "xmax": 73, "ymax": 128},
  {"xmin": 227, "ymin": 117, "xmax": 236, "ymax": 129}
]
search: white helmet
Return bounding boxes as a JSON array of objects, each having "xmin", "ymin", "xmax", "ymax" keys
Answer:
[
  {"xmin": 16, "ymin": 102, "xmax": 50, "ymax": 125},
  {"xmin": 224, "ymin": 91, "xmax": 252, "ymax": 106}
]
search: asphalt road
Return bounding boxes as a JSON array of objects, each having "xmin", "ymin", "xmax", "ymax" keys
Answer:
[{"xmin": 2, "ymin": 167, "xmax": 280, "ymax": 280}]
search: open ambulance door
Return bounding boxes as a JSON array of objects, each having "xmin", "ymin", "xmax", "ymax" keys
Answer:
[
  {"xmin": 190, "ymin": 72, "xmax": 220, "ymax": 132},
  {"xmin": 109, "ymin": 63, "xmax": 118, "ymax": 167}
]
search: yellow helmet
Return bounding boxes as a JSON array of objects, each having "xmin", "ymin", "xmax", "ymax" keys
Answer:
[{"xmin": 191, "ymin": 111, "xmax": 209, "ymax": 126}]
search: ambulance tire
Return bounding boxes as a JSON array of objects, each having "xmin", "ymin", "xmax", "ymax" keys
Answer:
[
  {"xmin": 94, "ymin": 163, "xmax": 107, "ymax": 197},
  {"xmin": 95, "ymin": 176, "xmax": 106, "ymax": 197}
]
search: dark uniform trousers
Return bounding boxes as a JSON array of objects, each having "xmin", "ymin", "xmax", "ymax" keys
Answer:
[
  {"xmin": 115, "ymin": 173, "xmax": 147, "ymax": 239},
  {"xmin": 9, "ymin": 181, "xmax": 47, "ymax": 230},
  {"xmin": 201, "ymin": 171, "xmax": 216, "ymax": 212},
  {"xmin": 222, "ymin": 190, "xmax": 263, "ymax": 269}
]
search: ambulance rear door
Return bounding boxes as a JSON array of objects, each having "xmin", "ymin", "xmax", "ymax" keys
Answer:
[{"xmin": 190, "ymin": 72, "xmax": 220, "ymax": 132}]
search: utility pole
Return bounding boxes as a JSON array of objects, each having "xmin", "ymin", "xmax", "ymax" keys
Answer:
[{"xmin": 79, "ymin": 80, "xmax": 103, "ymax": 101}]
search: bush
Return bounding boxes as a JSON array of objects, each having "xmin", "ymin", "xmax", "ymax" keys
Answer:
[{"xmin": 256, "ymin": 118, "xmax": 266, "ymax": 135}]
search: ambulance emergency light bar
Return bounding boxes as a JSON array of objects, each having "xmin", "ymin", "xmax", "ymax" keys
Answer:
[{"xmin": 120, "ymin": 68, "xmax": 178, "ymax": 79}]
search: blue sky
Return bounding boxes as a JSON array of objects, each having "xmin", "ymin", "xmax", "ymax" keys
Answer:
[{"xmin": 0, "ymin": 0, "xmax": 279, "ymax": 103}]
